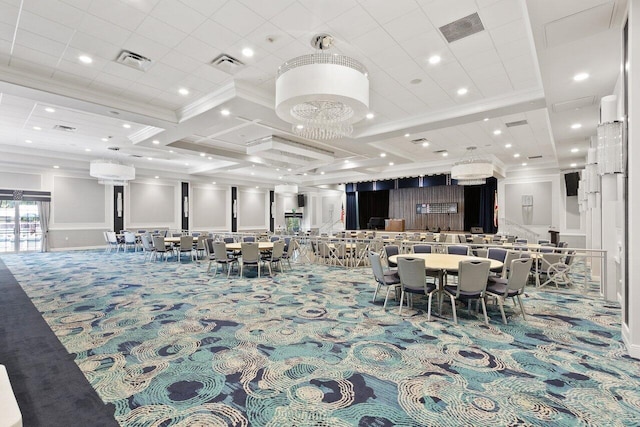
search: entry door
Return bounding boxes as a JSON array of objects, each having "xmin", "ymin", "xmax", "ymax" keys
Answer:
[{"xmin": 0, "ymin": 201, "xmax": 41, "ymax": 252}]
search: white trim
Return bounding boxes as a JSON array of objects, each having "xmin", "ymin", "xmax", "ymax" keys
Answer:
[
  {"xmin": 622, "ymin": 324, "xmax": 640, "ymax": 359},
  {"xmin": 50, "ymin": 245, "xmax": 104, "ymax": 252}
]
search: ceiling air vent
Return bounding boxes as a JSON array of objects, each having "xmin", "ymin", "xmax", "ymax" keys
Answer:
[
  {"xmin": 528, "ymin": 155, "xmax": 543, "ymax": 159},
  {"xmin": 411, "ymin": 138, "xmax": 429, "ymax": 144},
  {"xmin": 129, "ymin": 154, "xmax": 143, "ymax": 158},
  {"xmin": 53, "ymin": 125, "xmax": 76, "ymax": 132},
  {"xmin": 505, "ymin": 120, "xmax": 528, "ymax": 127},
  {"xmin": 116, "ymin": 50, "xmax": 152, "ymax": 72},
  {"xmin": 211, "ymin": 54, "xmax": 244, "ymax": 74},
  {"xmin": 439, "ymin": 13, "xmax": 484, "ymax": 43},
  {"xmin": 433, "ymin": 149, "xmax": 448, "ymax": 154}
]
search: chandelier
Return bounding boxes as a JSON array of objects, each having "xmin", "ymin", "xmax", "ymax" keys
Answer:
[
  {"xmin": 451, "ymin": 146, "xmax": 494, "ymax": 185},
  {"xmin": 275, "ymin": 34, "xmax": 369, "ymax": 140},
  {"xmin": 89, "ymin": 147, "xmax": 135, "ymax": 185}
]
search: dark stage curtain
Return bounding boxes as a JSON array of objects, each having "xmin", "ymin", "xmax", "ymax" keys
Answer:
[
  {"xmin": 463, "ymin": 177, "xmax": 497, "ymax": 234},
  {"xmin": 346, "ymin": 192, "xmax": 357, "ymax": 230},
  {"xmin": 358, "ymin": 190, "xmax": 389, "ymax": 230}
]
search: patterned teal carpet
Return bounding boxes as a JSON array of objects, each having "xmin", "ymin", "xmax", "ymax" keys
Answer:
[{"xmin": 2, "ymin": 250, "xmax": 640, "ymax": 426}]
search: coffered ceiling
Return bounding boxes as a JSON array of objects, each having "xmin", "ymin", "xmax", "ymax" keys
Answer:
[{"xmin": 0, "ymin": 0, "xmax": 628, "ymax": 188}]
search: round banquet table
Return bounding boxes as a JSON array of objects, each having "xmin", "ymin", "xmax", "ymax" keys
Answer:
[
  {"xmin": 226, "ymin": 242, "xmax": 274, "ymax": 251},
  {"xmin": 164, "ymin": 236, "xmax": 196, "ymax": 244},
  {"xmin": 387, "ymin": 253, "xmax": 503, "ymax": 272}
]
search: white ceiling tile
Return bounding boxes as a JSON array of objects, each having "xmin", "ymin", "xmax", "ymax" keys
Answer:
[
  {"xmin": 325, "ymin": 5, "xmax": 378, "ymax": 41},
  {"xmin": 179, "ymin": 75, "xmax": 221, "ymax": 93},
  {"xmin": 475, "ymin": 79, "xmax": 513, "ymax": 97},
  {"xmin": 158, "ymin": 49, "xmax": 203, "ymax": 74},
  {"xmin": 385, "ymin": 9, "xmax": 434, "ymax": 43},
  {"xmin": 448, "ymin": 31, "xmax": 494, "ymax": 58},
  {"xmin": 427, "ymin": 61, "xmax": 469, "ymax": 85},
  {"xmin": 238, "ymin": 0, "xmax": 296, "ymax": 21},
  {"xmin": 137, "ymin": 62, "xmax": 189, "ymax": 88},
  {"xmin": 272, "ymin": 39, "xmax": 312, "ymax": 61},
  {"xmin": 478, "ymin": 0, "xmax": 523, "ymax": 30},
  {"xmin": 52, "ymin": 69, "xmax": 94, "ymax": 88},
  {"xmin": 351, "ymin": 27, "xmax": 397, "ymax": 57},
  {"xmin": 125, "ymin": 0, "xmax": 162, "ymax": 14},
  {"xmin": 77, "ymin": 14, "xmax": 132, "ymax": 46},
  {"xmin": 174, "ymin": 36, "xmax": 220, "ymax": 63},
  {"xmin": 137, "ymin": 16, "xmax": 188, "ymax": 49},
  {"xmin": 86, "ymin": 1, "xmax": 147, "ymax": 32},
  {"xmin": 68, "ymin": 32, "xmax": 121, "ymax": 62},
  {"xmin": 368, "ymin": 49, "xmax": 414, "ymax": 71},
  {"xmin": 90, "ymin": 72, "xmax": 137, "ymax": 92},
  {"xmin": 58, "ymin": 0, "xmax": 93, "ymax": 10},
  {"xmin": 467, "ymin": 62, "xmax": 508, "ymax": 82},
  {"xmin": 149, "ymin": 0, "xmax": 207, "ymax": 33},
  {"xmin": 0, "ymin": 2, "xmax": 18, "ymax": 26},
  {"xmin": 191, "ymin": 63, "xmax": 234, "ymax": 84},
  {"xmin": 191, "ymin": 19, "xmax": 243, "ymax": 52},
  {"xmin": 382, "ymin": 61, "xmax": 425, "ymax": 85},
  {"xmin": 211, "ymin": 1, "xmax": 266, "ymax": 37},
  {"xmin": 18, "ymin": 11, "xmax": 75, "ymax": 43},
  {"xmin": 268, "ymin": 2, "xmax": 325, "ymax": 37},
  {"xmin": 23, "ymin": 0, "xmax": 86, "ymax": 28},
  {"xmin": 0, "ymin": 21, "xmax": 15, "ymax": 42},
  {"xmin": 122, "ymin": 33, "xmax": 171, "ymax": 62},
  {"xmin": 503, "ymin": 53, "xmax": 537, "ymax": 80},
  {"xmin": 298, "ymin": 0, "xmax": 358, "ymax": 24},
  {"xmin": 9, "ymin": 47, "xmax": 59, "ymax": 72},
  {"xmin": 419, "ymin": 0, "xmax": 478, "ymax": 28},
  {"xmin": 360, "ymin": 0, "xmax": 420, "ymax": 25},
  {"xmin": 178, "ymin": 0, "xmax": 227, "ymax": 17},
  {"xmin": 496, "ymin": 37, "xmax": 531, "ymax": 62},
  {"xmin": 458, "ymin": 48, "xmax": 501, "ymax": 70},
  {"xmin": 55, "ymin": 58, "xmax": 103, "ymax": 80},
  {"xmin": 102, "ymin": 60, "xmax": 151, "ymax": 81},
  {"xmin": 15, "ymin": 29, "xmax": 67, "ymax": 58},
  {"xmin": 488, "ymin": 18, "xmax": 528, "ymax": 46},
  {"xmin": 244, "ymin": 21, "xmax": 295, "ymax": 54}
]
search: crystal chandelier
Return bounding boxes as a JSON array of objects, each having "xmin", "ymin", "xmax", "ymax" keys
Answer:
[
  {"xmin": 451, "ymin": 146, "xmax": 494, "ymax": 185},
  {"xmin": 275, "ymin": 34, "xmax": 369, "ymax": 140}
]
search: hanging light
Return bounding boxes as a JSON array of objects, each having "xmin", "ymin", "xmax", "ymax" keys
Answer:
[
  {"xmin": 275, "ymin": 34, "xmax": 369, "ymax": 140},
  {"xmin": 89, "ymin": 147, "xmax": 135, "ymax": 185},
  {"xmin": 451, "ymin": 146, "xmax": 494, "ymax": 185}
]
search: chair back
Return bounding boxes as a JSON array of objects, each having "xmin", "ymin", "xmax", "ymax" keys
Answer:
[
  {"xmin": 487, "ymin": 247, "xmax": 507, "ymax": 262},
  {"xmin": 502, "ymin": 250, "xmax": 520, "ymax": 277},
  {"xmin": 457, "ymin": 259, "xmax": 491, "ymax": 296},
  {"xmin": 106, "ymin": 231, "xmax": 118, "ymax": 244},
  {"xmin": 196, "ymin": 235, "xmax": 207, "ymax": 250},
  {"xmin": 271, "ymin": 240, "xmax": 285, "ymax": 260},
  {"xmin": 384, "ymin": 245, "xmax": 399, "ymax": 258},
  {"xmin": 472, "ymin": 236, "xmax": 484, "ymax": 244},
  {"xmin": 564, "ymin": 250, "xmax": 575, "ymax": 266},
  {"xmin": 243, "ymin": 236, "xmax": 256, "ymax": 242},
  {"xmin": 192, "ymin": 232, "xmax": 201, "ymax": 237},
  {"xmin": 506, "ymin": 258, "xmax": 533, "ymax": 293},
  {"xmin": 397, "ymin": 257, "xmax": 427, "ymax": 292},
  {"xmin": 412, "ymin": 244, "xmax": 432, "ymax": 254},
  {"xmin": 368, "ymin": 251, "xmax": 385, "ymax": 284},
  {"xmin": 213, "ymin": 241, "xmax": 229, "ymax": 260},
  {"xmin": 447, "ymin": 245, "xmax": 469, "ymax": 255},
  {"xmin": 204, "ymin": 238, "xmax": 214, "ymax": 257},
  {"xmin": 223, "ymin": 237, "xmax": 235, "ymax": 244},
  {"xmin": 423, "ymin": 234, "xmax": 435, "ymax": 242},
  {"xmin": 241, "ymin": 242, "xmax": 260, "ymax": 262},
  {"xmin": 152, "ymin": 236, "xmax": 167, "ymax": 252},
  {"xmin": 179, "ymin": 235, "xmax": 193, "ymax": 249},
  {"xmin": 123, "ymin": 231, "xmax": 136, "ymax": 244},
  {"xmin": 283, "ymin": 238, "xmax": 296, "ymax": 258},
  {"xmin": 439, "ymin": 233, "xmax": 448, "ymax": 243},
  {"xmin": 140, "ymin": 234, "xmax": 152, "ymax": 251},
  {"xmin": 457, "ymin": 234, "xmax": 467, "ymax": 244},
  {"xmin": 270, "ymin": 236, "xmax": 281, "ymax": 242}
]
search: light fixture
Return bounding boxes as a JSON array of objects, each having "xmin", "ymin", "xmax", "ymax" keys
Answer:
[
  {"xmin": 366, "ymin": 112, "xmax": 374, "ymax": 119},
  {"xmin": 53, "ymin": 165, "xmax": 60, "ymax": 169},
  {"xmin": 155, "ymin": 176, "xmax": 159, "ymax": 179},
  {"xmin": 33, "ymin": 126, "xmax": 41, "ymax": 130},
  {"xmin": 89, "ymin": 147, "xmax": 135, "ymax": 186},
  {"xmin": 116, "ymin": 193, "xmax": 122, "ymax": 217},
  {"xmin": 123, "ymin": 123, "xmax": 131, "ymax": 129},
  {"xmin": 388, "ymin": 162, "xmax": 394, "ymax": 166},
  {"xmin": 183, "ymin": 196, "xmax": 189, "ymax": 217},
  {"xmin": 320, "ymin": 171, "xmax": 325, "ymax": 175},
  {"xmin": 85, "ymin": 148, "xmax": 91, "ymax": 152},
  {"xmin": 570, "ymin": 163, "xmax": 577, "ymax": 167},
  {"xmin": 101, "ymin": 137, "xmax": 108, "ymax": 142},
  {"xmin": 178, "ymin": 88, "xmax": 189, "ymax": 95},
  {"xmin": 571, "ymin": 123, "xmax": 582, "ymax": 129},
  {"xmin": 275, "ymin": 33, "xmax": 369, "ymax": 140},
  {"xmin": 451, "ymin": 146, "xmax": 493, "ymax": 186},
  {"xmin": 505, "ymin": 143, "xmax": 512, "ymax": 148},
  {"xmin": 428, "ymin": 55, "xmax": 441, "ymax": 64},
  {"xmin": 514, "ymin": 153, "xmax": 521, "ymax": 158},
  {"xmin": 212, "ymin": 181, "xmax": 217, "ymax": 184},
  {"xmin": 573, "ymin": 72, "xmax": 589, "ymax": 81},
  {"xmin": 45, "ymin": 107, "xmax": 55, "ymax": 113},
  {"xmin": 221, "ymin": 109, "xmax": 230, "ymax": 116},
  {"xmin": 25, "ymin": 139, "xmax": 32, "ymax": 143},
  {"xmin": 522, "ymin": 162, "xmax": 527, "ymax": 166},
  {"xmin": 483, "ymin": 118, "xmax": 489, "ymax": 122},
  {"xmin": 78, "ymin": 55, "xmax": 92, "ymax": 64},
  {"xmin": 380, "ymin": 153, "xmax": 386, "ymax": 157},
  {"xmin": 571, "ymin": 147, "xmax": 579, "ymax": 153},
  {"xmin": 152, "ymin": 140, "xmax": 159, "ymax": 145},
  {"xmin": 242, "ymin": 47, "xmax": 254, "ymax": 57},
  {"xmin": 422, "ymin": 141, "xmax": 429, "ymax": 147},
  {"xmin": 200, "ymin": 153, "xmax": 205, "ymax": 157},
  {"xmin": 457, "ymin": 87, "xmax": 468, "ymax": 96},
  {"xmin": 493, "ymin": 129, "xmax": 502, "ymax": 135},
  {"xmin": 442, "ymin": 152, "xmax": 448, "ymax": 157},
  {"xmin": 404, "ymin": 133, "xmax": 410, "ymax": 137}
]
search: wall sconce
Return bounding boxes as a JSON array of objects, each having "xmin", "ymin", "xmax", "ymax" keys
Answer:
[
  {"xmin": 521, "ymin": 195, "xmax": 533, "ymax": 207},
  {"xmin": 116, "ymin": 192, "xmax": 123, "ymax": 218},
  {"xmin": 271, "ymin": 201, "xmax": 275, "ymax": 219},
  {"xmin": 597, "ymin": 121, "xmax": 624, "ymax": 175},
  {"xmin": 183, "ymin": 196, "xmax": 189, "ymax": 217},
  {"xmin": 233, "ymin": 199, "xmax": 237, "ymax": 218}
]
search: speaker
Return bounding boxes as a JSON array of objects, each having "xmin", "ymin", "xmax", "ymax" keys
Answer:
[
  {"xmin": 297, "ymin": 194, "xmax": 305, "ymax": 207},
  {"xmin": 564, "ymin": 172, "xmax": 580, "ymax": 197}
]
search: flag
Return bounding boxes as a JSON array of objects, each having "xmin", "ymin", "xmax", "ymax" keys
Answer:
[
  {"xmin": 340, "ymin": 203, "xmax": 345, "ymax": 223},
  {"xmin": 493, "ymin": 190, "xmax": 498, "ymax": 228}
]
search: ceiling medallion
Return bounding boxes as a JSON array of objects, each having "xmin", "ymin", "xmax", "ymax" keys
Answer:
[{"xmin": 275, "ymin": 34, "xmax": 369, "ymax": 140}]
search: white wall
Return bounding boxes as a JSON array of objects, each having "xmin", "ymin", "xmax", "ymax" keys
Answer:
[
  {"xmin": 191, "ymin": 185, "xmax": 230, "ymax": 231},
  {"xmin": 237, "ymin": 188, "xmax": 269, "ymax": 231}
]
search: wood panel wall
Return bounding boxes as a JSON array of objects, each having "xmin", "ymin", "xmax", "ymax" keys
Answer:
[{"xmin": 389, "ymin": 186, "xmax": 464, "ymax": 231}]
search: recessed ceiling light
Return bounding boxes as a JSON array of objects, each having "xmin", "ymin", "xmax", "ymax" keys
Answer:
[
  {"xmin": 276, "ymin": 168, "xmax": 280, "ymax": 171},
  {"xmin": 320, "ymin": 171, "xmax": 325, "ymax": 175},
  {"xmin": 493, "ymin": 129, "xmax": 502, "ymax": 135},
  {"xmin": 522, "ymin": 162, "xmax": 527, "ymax": 166},
  {"xmin": 123, "ymin": 123, "xmax": 131, "ymax": 129},
  {"xmin": 208, "ymin": 156, "xmax": 212, "ymax": 160},
  {"xmin": 422, "ymin": 141, "xmax": 429, "ymax": 147},
  {"xmin": 388, "ymin": 162, "xmax": 394, "ymax": 166},
  {"xmin": 85, "ymin": 148, "xmax": 91, "ymax": 152},
  {"xmin": 212, "ymin": 181, "xmax": 216, "ymax": 184},
  {"xmin": 78, "ymin": 55, "xmax": 92, "ymax": 64},
  {"xmin": 570, "ymin": 163, "xmax": 577, "ymax": 167},
  {"xmin": 251, "ymin": 172, "xmax": 255, "ymax": 175},
  {"xmin": 101, "ymin": 137, "xmax": 108, "ymax": 142},
  {"xmin": 571, "ymin": 148, "xmax": 579, "ymax": 153},
  {"xmin": 200, "ymin": 153, "xmax": 205, "ymax": 157},
  {"xmin": 573, "ymin": 72, "xmax": 589, "ymax": 81},
  {"xmin": 25, "ymin": 139, "xmax": 32, "ymax": 143},
  {"xmin": 514, "ymin": 153, "xmax": 521, "ymax": 158},
  {"xmin": 45, "ymin": 107, "xmax": 55, "ymax": 113},
  {"xmin": 404, "ymin": 133, "xmax": 410, "ymax": 137},
  {"xmin": 33, "ymin": 126, "xmax": 41, "ymax": 130},
  {"xmin": 147, "ymin": 157, "xmax": 152, "ymax": 161},
  {"xmin": 155, "ymin": 176, "xmax": 160, "ymax": 179},
  {"xmin": 505, "ymin": 143, "xmax": 512, "ymax": 148},
  {"xmin": 185, "ymin": 163, "xmax": 189, "ymax": 166},
  {"xmin": 380, "ymin": 153, "xmax": 386, "ymax": 157},
  {"xmin": 53, "ymin": 165, "xmax": 60, "ymax": 169},
  {"xmin": 457, "ymin": 87, "xmax": 468, "ymax": 96},
  {"xmin": 303, "ymin": 172, "xmax": 307, "ymax": 176},
  {"xmin": 178, "ymin": 88, "xmax": 189, "ymax": 96},
  {"xmin": 242, "ymin": 47, "xmax": 254, "ymax": 57},
  {"xmin": 152, "ymin": 140, "xmax": 160, "ymax": 145},
  {"xmin": 571, "ymin": 123, "xmax": 582, "ymax": 129},
  {"xmin": 428, "ymin": 55, "xmax": 441, "ymax": 65},
  {"xmin": 287, "ymin": 168, "xmax": 292, "ymax": 171},
  {"xmin": 483, "ymin": 118, "xmax": 489, "ymax": 122},
  {"xmin": 296, "ymin": 124, "xmax": 304, "ymax": 129},
  {"xmin": 169, "ymin": 150, "xmax": 174, "ymax": 153},
  {"xmin": 256, "ymin": 186, "xmax": 259, "ymax": 189},
  {"xmin": 221, "ymin": 109, "xmax": 230, "ymax": 116},
  {"xmin": 366, "ymin": 113, "xmax": 374, "ymax": 119},
  {"xmin": 344, "ymin": 160, "xmax": 349, "ymax": 163},
  {"xmin": 442, "ymin": 152, "xmax": 448, "ymax": 157}
]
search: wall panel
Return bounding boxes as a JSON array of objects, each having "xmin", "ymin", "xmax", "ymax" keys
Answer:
[
  {"xmin": 53, "ymin": 176, "xmax": 106, "ymax": 224},
  {"xmin": 238, "ymin": 190, "xmax": 267, "ymax": 229},
  {"xmin": 129, "ymin": 182, "xmax": 176, "ymax": 224},
  {"xmin": 192, "ymin": 186, "xmax": 229, "ymax": 229}
]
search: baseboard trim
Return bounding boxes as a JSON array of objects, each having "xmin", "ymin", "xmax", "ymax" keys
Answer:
[{"xmin": 621, "ymin": 324, "xmax": 640, "ymax": 359}]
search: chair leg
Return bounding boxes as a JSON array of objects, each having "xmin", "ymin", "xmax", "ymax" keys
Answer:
[
  {"xmin": 497, "ymin": 297, "xmax": 507, "ymax": 324},
  {"xmin": 383, "ymin": 286, "xmax": 393, "ymax": 308},
  {"xmin": 450, "ymin": 295, "xmax": 457, "ymax": 324},
  {"xmin": 373, "ymin": 283, "xmax": 381, "ymax": 302},
  {"xmin": 480, "ymin": 298, "xmax": 489, "ymax": 325},
  {"xmin": 427, "ymin": 293, "xmax": 434, "ymax": 321},
  {"xmin": 516, "ymin": 295, "xmax": 527, "ymax": 320},
  {"xmin": 398, "ymin": 290, "xmax": 406, "ymax": 315}
]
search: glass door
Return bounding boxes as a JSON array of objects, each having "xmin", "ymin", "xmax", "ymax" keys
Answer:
[{"xmin": 0, "ymin": 200, "xmax": 41, "ymax": 253}]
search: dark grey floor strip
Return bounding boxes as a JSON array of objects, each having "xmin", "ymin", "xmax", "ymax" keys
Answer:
[{"xmin": 0, "ymin": 257, "xmax": 119, "ymax": 427}]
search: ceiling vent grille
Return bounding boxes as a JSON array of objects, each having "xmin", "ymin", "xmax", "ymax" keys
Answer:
[
  {"xmin": 116, "ymin": 50, "xmax": 153, "ymax": 71},
  {"xmin": 211, "ymin": 54, "xmax": 244, "ymax": 74},
  {"xmin": 528, "ymin": 155, "xmax": 543, "ymax": 159},
  {"xmin": 439, "ymin": 13, "xmax": 485, "ymax": 43},
  {"xmin": 505, "ymin": 120, "xmax": 528, "ymax": 127},
  {"xmin": 53, "ymin": 125, "xmax": 77, "ymax": 132},
  {"xmin": 411, "ymin": 138, "xmax": 429, "ymax": 144},
  {"xmin": 433, "ymin": 149, "xmax": 448, "ymax": 154},
  {"xmin": 129, "ymin": 154, "xmax": 143, "ymax": 158}
]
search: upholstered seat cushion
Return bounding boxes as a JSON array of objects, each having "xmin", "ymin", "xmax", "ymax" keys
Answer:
[
  {"xmin": 486, "ymin": 280, "xmax": 521, "ymax": 297},
  {"xmin": 382, "ymin": 271, "xmax": 400, "ymax": 285},
  {"xmin": 444, "ymin": 285, "xmax": 481, "ymax": 298}
]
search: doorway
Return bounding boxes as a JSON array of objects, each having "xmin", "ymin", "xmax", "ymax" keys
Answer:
[{"xmin": 0, "ymin": 200, "xmax": 42, "ymax": 252}]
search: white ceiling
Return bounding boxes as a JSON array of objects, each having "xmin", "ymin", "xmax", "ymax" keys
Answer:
[{"xmin": 0, "ymin": 0, "xmax": 627, "ymax": 188}]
